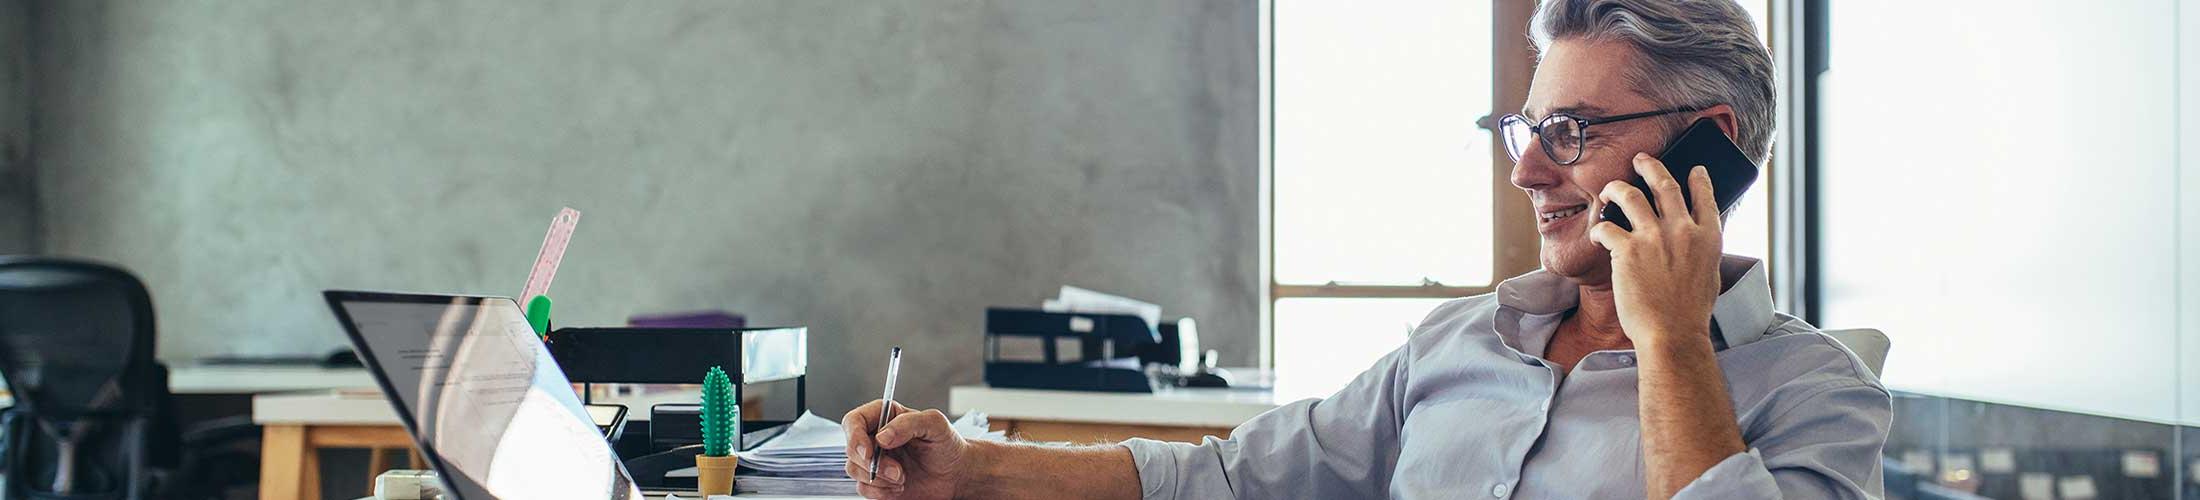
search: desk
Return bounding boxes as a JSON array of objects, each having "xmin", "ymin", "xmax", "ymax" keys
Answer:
[
  {"xmin": 170, "ymin": 364, "xmax": 376, "ymax": 394},
  {"xmin": 361, "ymin": 494, "xmax": 863, "ymax": 499},
  {"xmin": 254, "ymin": 392, "xmax": 411, "ymax": 500},
  {"xmin": 256, "ymin": 389, "xmax": 708, "ymax": 500},
  {"xmin": 363, "ymin": 493, "xmax": 866, "ymax": 497},
  {"xmin": 168, "ymin": 365, "xmax": 381, "ymax": 499},
  {"xmin": 947, "ymin": 385, "xmax": 1286, "ymax": 444}
]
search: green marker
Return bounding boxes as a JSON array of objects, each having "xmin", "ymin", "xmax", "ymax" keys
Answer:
[{"xmin": 525, "ymin": 295, "xmax": 553, "ymax": 338}]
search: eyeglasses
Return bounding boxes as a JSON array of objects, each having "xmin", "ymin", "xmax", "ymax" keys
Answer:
[{"xmin": 1498, "ymin": 105, "xmax": 1703, "ymax": 165}]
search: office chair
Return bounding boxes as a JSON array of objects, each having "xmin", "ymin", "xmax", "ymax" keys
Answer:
[{"xmin": 0, "ymin": 257, "xmax": 180, "ymax": 500}]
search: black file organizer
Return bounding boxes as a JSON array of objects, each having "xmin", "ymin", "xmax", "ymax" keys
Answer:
[
  {"xmin": 545, "ymin": 326, "xmax": 808, "ymax": 489},
  {"xmin": 983, "ymin": 308, "xmax": 1161, "ymax": 393}
]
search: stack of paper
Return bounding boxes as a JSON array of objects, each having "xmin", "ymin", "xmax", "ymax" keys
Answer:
[
  {"xmin": 1043, "ymin": 285, "xmax": 1162, "ymax": 330},
  {"xmin": 1042, "ymin": 286, "xmax": 1199, "ymax": 372},
  {"xmin": 735, "ymin": 413, "xmax": 857, "ymax": 478},
  {"xmin": 671, "ymin": 411, "xmax": 1003, "ymax": 496}
]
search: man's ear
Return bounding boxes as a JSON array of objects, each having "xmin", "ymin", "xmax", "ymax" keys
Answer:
[{"xmin": 1698, "ymin": 103, "xmax": 1740, "ymax": 141}]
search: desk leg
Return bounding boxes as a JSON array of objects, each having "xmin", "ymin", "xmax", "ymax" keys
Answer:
[
  {"xmin": 260, "ymin": 425, "xmax": 309, "ymax": 500},
  {"xmin": 302, "ymin": 440, "xmax": 323, "ymax": 500},
  {"xmin": 366, "ymin": 448, "xmax": 389, "ymax": 498}
]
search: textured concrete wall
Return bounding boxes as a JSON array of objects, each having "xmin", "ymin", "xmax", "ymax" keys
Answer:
[
  {"xmin": 27, "ymin": 0, "xmax": 1257, "ymax": 414},
  {"xmin": 0, "ymin": 0, "xmax": 31, "ymax": 253}
]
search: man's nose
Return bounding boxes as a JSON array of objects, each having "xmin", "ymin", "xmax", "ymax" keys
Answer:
[{"xmin": 1509, "ymin": 140, "xmax": 1562, "ymax": 192}]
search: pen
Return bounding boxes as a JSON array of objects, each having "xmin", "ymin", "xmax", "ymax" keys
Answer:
[{"xmin": 870, "ymin": 347, "xmax": 902, "ymax": 481}]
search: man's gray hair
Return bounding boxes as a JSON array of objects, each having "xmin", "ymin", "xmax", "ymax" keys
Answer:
[{"xmin": 1531, "ymin": 0, "xmax": 1776, "ymax": 164}]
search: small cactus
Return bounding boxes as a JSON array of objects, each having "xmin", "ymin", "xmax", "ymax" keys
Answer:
[{"xmin": 701, "ymin": 366, "xmax": 736, "ymax": 457}]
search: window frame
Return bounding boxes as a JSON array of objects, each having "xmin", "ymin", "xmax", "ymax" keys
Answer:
[
  {"xmin": 1769, "ymin": 0, "xmax": 1822, "ymax": 322},
  {"xmin": 1257, "ymin": 0, "xmax": 1787, "ymax": 369},
  {"xmin": 1257, "ymin": 1, "xmax": 1542, "ymax": 369}
]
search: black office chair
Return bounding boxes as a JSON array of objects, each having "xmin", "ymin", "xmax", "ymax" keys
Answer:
[{"xmin": 0, "ymin": 257, "xmax": 182, "ymax": 499}]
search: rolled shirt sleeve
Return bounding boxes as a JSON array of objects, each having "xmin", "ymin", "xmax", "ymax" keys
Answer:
[
  {"xmin": 1672, "ymin": 382, "xmax": 1894, "ymax": 500},
  {"xmin": 1121, "ymin": 344, "xmax": 1413, "ymax": 500}
]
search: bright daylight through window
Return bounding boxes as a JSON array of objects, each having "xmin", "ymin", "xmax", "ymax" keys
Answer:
[
  {"xmin": 1272, "ymin": 0, "xmax": 1492, "ymax": 398},
  {"xmin": 1269, "ymin": 1, "xmax": 1771, "ymax": 399}
]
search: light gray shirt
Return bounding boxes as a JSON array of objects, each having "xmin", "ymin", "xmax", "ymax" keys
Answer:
[{"xmin": 1122, "ymin": 257, "xmax": 1891, "ymax": 499}]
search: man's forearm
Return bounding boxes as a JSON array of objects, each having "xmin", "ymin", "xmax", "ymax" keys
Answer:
[
  {"xmin": 960, "ymin": 440, "xmax": 1143, "ymax": 500},
  {"xmin": 1636, "ymin": 331, "xmax": 1748, "ymax": 499}
]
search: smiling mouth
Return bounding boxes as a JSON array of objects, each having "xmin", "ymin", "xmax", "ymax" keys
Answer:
[{"xmin": 1538, "ymin": 204, "xmax": 1588, "ymax": 223}]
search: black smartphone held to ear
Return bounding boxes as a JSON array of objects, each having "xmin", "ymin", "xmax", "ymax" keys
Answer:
[{"xmin": 1598, "ymin": 118, "xmax": 1760, "ymax": 231}]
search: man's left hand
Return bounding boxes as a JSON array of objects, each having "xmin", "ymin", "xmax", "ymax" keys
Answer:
[{"xmin": 1588, "ymin": 152, "xmax": 1723, "ymax": 347}]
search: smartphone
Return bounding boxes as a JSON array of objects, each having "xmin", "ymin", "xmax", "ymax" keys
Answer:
[{"xmin": 1598, "ymin": 118, "xmax": 1760, "ymax": 231}]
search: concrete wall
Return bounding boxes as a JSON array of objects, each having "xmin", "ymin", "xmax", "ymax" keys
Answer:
[
  {"xmin": 26, "ymin": 0, "xmax": 1257, "ymax": 414},
  {"xmin": 0, "ymin": 0, "xmax": 31, "ymax": 253}
]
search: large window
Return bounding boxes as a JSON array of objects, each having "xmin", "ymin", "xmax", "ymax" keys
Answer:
[
  {"xmin": 1268, "ymin": 0, "xmax": 1511, "ymax": 399},
  {"xmin": 1265, "ymin": 1, "xmax": 1773, "ymax": 399},
  {"xmin": 1815, "ymin": 0, "xmax": 2183, "ymax": 424},
  {"xmin": 1800, "ymin": 1, "xmax": 2198, "ymax": 497}
]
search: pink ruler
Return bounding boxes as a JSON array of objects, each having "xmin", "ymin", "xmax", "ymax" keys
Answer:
[{"xmin": 521, "ymin": 207, "xmax": 581, "ymax": 301}]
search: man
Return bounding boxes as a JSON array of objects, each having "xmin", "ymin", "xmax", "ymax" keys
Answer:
[{"xmin": 840, "ymin": 0, "xmax": 1889, "ymax": 498}]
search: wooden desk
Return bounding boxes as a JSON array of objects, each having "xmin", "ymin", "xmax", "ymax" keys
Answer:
[
  {"xmin": 254, "ymin": 392, "xmax": 406, "ymax": 500},
  {"xmin": 254, "ymin": 389, "xmax": 716, "ymax": 500},
  {"xmin": 167, "ymin": 365, "xmax": 382, "ymax": 499},
  {"xmin": 947, "ymin": 385, "xmax": 1285, "ymax": 444},
  {"xmin": 169, "ymin": 365, "xmax": 376, "ymax": 394}
]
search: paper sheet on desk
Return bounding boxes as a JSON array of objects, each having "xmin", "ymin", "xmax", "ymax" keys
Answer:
[
  {"xmin": 665, "ymin": 495, "xmax": 862, "ymax": 500},
  {"xmin": 1043, "ymin": 286, "xmax": 1160, "ymax": 330},
  {"xmin": 663, "ymin": 494, "xmax": 863, "ymax": 500},
  {"xmin": 668, "ymin": 411, "xmax": 1002, "ymax": 480}
]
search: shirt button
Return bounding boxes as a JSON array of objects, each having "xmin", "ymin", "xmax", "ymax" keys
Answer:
[
  {"xmin": 1617, "ymin": 355, "xmax": 1635, "ymax": 367},
  {"xmin": 1492, "ymin": 483, "xmax": 1511, "ymax": 497}
]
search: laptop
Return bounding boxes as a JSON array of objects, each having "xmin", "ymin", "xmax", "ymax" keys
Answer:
[{"xmin": 324, "ymin": 291, "xmax": 644, "ymax": 500}]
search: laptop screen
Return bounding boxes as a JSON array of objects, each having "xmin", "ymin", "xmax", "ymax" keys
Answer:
[{"xmin": 326, "ymin": 292, "xmax": 641, "ymax": 500}]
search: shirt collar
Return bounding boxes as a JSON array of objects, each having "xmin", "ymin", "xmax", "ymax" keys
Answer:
[{"xmin": 1495, "ymin": 255, "xmax": 1776, "ymax": 351}]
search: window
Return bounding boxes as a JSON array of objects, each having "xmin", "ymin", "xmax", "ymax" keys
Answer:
[
  {"xmin": 1725, "ymin": 1, "xmax": 1772, "ymax": 264},
  {"xmin": 1266, "ymin": 0, "xmax": 1518, "ymax": 399},
  {"xmin": 1263, "ymin": 1, "xmax": 1775, "ymax": 400},
  {"xmin": 1814, "ymin": 0, "xmax": 2181, "ymax": 423},
  {"xmin": 1797, "ymin": 2, "xmax": 2196, "ymax": 496}
]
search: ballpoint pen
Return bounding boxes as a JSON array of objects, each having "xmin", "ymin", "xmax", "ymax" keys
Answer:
[{"xmin": 870, "ymin": 347, "xmax": 902, "ymax": 481}]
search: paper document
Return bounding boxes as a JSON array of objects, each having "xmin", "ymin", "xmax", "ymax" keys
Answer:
[
  {"xmin": 666, "ymin": 411, "xmax": 1003, "ymax": 496},
  {"xmin": 1043, "ymin": 286, "xmax": 1161, "ymax": 330}
]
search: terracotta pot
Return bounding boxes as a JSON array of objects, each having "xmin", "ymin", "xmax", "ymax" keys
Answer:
[{"xmin": 695, "ymin": 454, "xmax": 737, "ymax": 496}]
